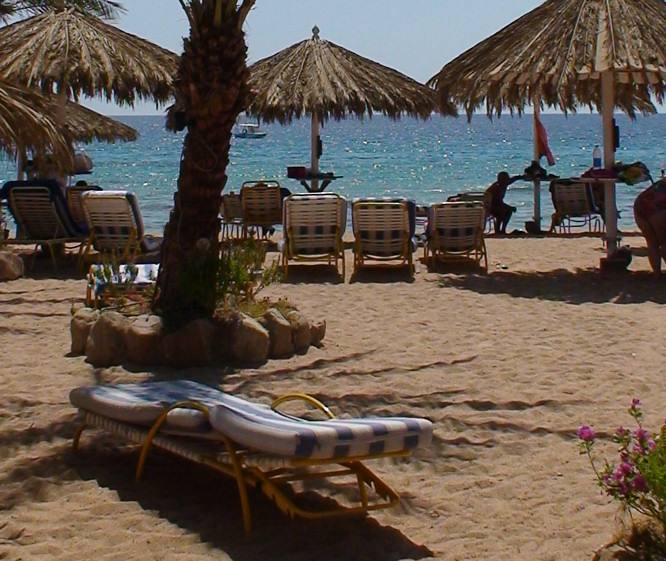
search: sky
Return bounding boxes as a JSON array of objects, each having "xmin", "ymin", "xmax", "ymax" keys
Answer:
[{"xmin": 85, "ymin": 0, "xmax": 546, "ymax": 116}]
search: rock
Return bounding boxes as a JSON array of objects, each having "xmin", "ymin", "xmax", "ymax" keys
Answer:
[
  {"xmin": 125, "ymin": 314, "xmax": 165, "ymax": 365},
  {"xmin": 262, "ymin": 308, "xmax": 294, "ymax": 359},
  {"xmin": 162, "ymin": 318, "xmax": 214, "ymax": 368},
  {"xmin": 85, "ymin": 311, "xmax": 130, "ymax": 366},
  {"xmin": 0, "ymin": 251, "xmax": 24, "ymax": 281},
  {"xmin": 71, "ymin": 301, "xmax": 85, "ymax": 316},
  {"xmin": 70, "ymin": 307, "xmax": 100, "ymax": 355},
  {"xmin": 287, "ymin": 310, "xmax": 311, "ymax": 352},
  {"xmin": 229, "ymin": 313, "xmax": 269, "ymax": 365},
  {"xmin": 309, "ymin": 319, "xmax": 326, "ymax": 347}
]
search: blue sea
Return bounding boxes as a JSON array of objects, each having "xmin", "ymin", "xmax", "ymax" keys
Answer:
[{"xmin": 3, "ymin": 112, "xmax": 666, "ymax": 233}]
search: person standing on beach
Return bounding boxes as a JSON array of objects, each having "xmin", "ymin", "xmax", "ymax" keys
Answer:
[
  {"xmin": 484, "ymin": 171, "xmax": 523, "ymax": 234},
  {"xmin": 634, "ymin": 178, "xmax": 666, "ymax": 276}
]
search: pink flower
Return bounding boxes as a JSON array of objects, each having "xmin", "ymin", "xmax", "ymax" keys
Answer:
[
  {"xmin": 631, "ymin": 398, "xmax": 642, "ymax": 409},
  {"xmin": 578, "ymin": 425, "xmax": 596, "ymax": 442},
  {"xmin": 633, "ymin": 474, "xmax": 649, "ymax": 493}
]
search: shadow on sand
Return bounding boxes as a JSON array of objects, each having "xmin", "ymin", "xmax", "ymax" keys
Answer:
[{"xmin": 436, "ymin": 267, "xmax": 666, "ymax": 305}]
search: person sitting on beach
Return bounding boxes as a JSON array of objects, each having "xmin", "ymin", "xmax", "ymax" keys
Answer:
[
  {"xmin": 634, "ymin": 178, "xmax": 666, "ymax": 276},
  {"xmin": 484, "ymin": 171, "xmax": 523, "ymax": 234}
]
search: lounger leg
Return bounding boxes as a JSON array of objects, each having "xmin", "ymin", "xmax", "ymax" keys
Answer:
[
  {"xmin": 72, "ymin": 422, "xmax": 87, "ymax": 451},
  {"xmin": 134, "ymin": 401, "xmax": 253, "ymax": 535}
]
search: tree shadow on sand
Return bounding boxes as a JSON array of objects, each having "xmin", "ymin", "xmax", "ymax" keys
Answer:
[
  {"xmin": 437, "ymin": 267, "xmax": 666, "ymax": 305},
  {"xmin": 67, "ymin": 443, "xmax": 434, "ymax": 561}
]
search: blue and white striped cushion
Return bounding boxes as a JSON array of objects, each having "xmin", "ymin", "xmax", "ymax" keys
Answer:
[
  {"xmin": 209, "ymin": 400, "xmax": 432, "ymax": 459},
  {"xmin": 69, "ymin": 381, "xmax": 433, "ymax": 460}
]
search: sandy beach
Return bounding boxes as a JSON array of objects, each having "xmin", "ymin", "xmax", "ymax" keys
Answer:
[{"xmin": 1, "ymin": 232, "xmax": 665, "ymax": 561}]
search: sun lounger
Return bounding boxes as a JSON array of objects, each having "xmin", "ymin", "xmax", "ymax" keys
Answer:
[
  {"xmin": 220, "ymin": 192, "xmax": 243, "ymax": 240},
  {"xmin": 548, "ymin": 179, "xmax": 603, "ymax": 234},
  {"xmin": 240, "ymin": 180, "xmax": 282, "ymax": 239},
  {"xmin": 70, "ymin": 380, "xmax": 433, "ymax": 534},
  {"xmin": 81, "ymin": 190, "xmax": 161, "ymax": 264},
  {"xmin": 281, "ymin": 193, "xmax": 347, "ymax": 279},
  {"xmin": 425, "ymin": 201, "xmax": 488, "ymax": 271},
  {"xmin": 351, "ymin": 197, "xmax": 416, "ymax": 278},
  {"xmin": 0, "ymin": 179, "xmax": 86, "ymax": 271},
  {"xmin": 66, "ymin": 184, "xmax": 103, "ymax": 233}
]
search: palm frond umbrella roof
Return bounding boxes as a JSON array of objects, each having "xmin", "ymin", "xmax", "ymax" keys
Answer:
[
  {"xmin": 246, "ymin": 26, "xmax": 449, "ymax": 123},
  {"xmin": 0, "ymin": 79, "xmax": 72, "ymax": 163},
  {"xmin": 428, "ymin": 0, "xmax": 666, "ymax": 119},
  {"xmin": 58, "ymin": 100, "xmax": 138, "ymax": 143},
  {"xmin": 0, "ymin": 7, "xmax": 178, "ymax": 105}
]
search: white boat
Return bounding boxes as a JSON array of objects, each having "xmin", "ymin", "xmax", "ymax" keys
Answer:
[{"xmin": 233, "ymin": 122, "xmax": 267, "ymax": 139}]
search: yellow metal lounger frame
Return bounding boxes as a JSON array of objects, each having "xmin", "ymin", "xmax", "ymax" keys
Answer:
[{"xmin": 72, "ymin": 393, "xmax": 407, "ymax": 535}]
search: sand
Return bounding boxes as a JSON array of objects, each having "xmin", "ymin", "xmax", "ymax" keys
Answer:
[{"xmin": 1, "ymin": 232, "xmax": 665, "ymax": 561}]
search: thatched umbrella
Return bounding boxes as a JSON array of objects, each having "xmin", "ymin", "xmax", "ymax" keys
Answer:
[
  {"xmin": 246, "ymin": 25, "xmax": 447, "ymax": 191},
  {"xmin": 0, "ymin": 6, "xmax": 178, "ymax": 107},
  {"xmin": 0, "ymin": 79, "xmax": 72, "ymax": 166},
  {"xmin": 428, "ymin": 0, "xmax": 666, "ymax": 259},
  {"xmin": 58, "ymin": 100, "xmax": 138, "ymax": 143}
]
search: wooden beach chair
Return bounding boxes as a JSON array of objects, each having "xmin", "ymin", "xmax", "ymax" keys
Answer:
[
  {"xmin": 80, "ymin": 190, "xmax": 161, "ymax": 265},
  {"xmin": 351, "ymin": 197, "xmax": 416, "ymax": 278},
  {"xmin": 424, "ymin": 201, "xmax": 488, "ymax": 271},
  {"xmin": 281, "ymin": 193, "xmax": 347, "ymax": 279},
  {"xmin": 70, "ymin": 380, "xmax": 433, "ymax": 534},
  {"xmin": 240, "ymin": 180, "xmax": 282, "ymax": 239},
  {"xmin": 548, "ymin": 179, "xmax": 603, "ymax": 234},
  {"xmin": 0, "ymin": 179, "xmax": 86, "ymax": 272}
]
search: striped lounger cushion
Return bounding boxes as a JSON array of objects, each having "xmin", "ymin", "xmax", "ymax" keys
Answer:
[{"xmin": 70, "ymin": 380, "xmax": 433, "ymax": 460}]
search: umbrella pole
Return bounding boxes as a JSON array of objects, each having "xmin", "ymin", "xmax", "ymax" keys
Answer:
[
  {"xmin": 310, "ymin": 114, "xmax": 320, "ymax": 192},
  {"xmin": 601, "ymin": 70, "xmax": 618, "ymax": 258},
  {"xmin": 532, "ymin": 101, "xmax": 542, "ymax": 232}
]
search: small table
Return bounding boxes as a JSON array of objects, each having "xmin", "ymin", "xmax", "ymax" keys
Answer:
[{"xmin": 286, "ymin": 168, "xmax": 342, "ymax": 193}]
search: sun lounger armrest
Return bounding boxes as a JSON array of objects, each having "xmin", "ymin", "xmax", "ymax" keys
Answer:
[{"xmin": 271, "ymin": 392, "xmax": 335, "ymax": 419}]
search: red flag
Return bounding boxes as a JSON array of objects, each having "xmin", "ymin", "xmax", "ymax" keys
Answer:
[{"xmin": 535, "ymin": 115, "xmax": 555, "ymax": 166}]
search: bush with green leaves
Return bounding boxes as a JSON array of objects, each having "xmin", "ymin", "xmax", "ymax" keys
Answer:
[{"xmin": 216, "ymin": 238, "xmax": 281, "ymax": 306}]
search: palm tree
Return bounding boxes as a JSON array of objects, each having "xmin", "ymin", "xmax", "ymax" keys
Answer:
[{"xmin": 153, "ymin": 0, "xmax": 256, "ymax": 320}]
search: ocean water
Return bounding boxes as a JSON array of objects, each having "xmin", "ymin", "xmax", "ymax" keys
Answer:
[{"xmin": 3, "ymin": 112, "xmax": 666, "ymax": 233}]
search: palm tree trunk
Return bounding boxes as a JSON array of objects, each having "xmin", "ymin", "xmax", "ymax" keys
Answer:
[{"xmin": 153, "ymin": 2, "xmax": 250, "ymax": 321}]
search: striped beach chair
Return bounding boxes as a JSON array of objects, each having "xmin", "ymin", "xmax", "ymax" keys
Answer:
[
  {"xmin": 351, "ymin": 197, "xmax": 416, "ymax": 277},
  {"xmin": 425, "ymin": 201, "xmax": 488, "ymax": 271},
  {"xmin": 0, "ymin": 179, "xmax": 86, "ymax": 272},
  {"xmin": 81, "ymin": 190, "xmax": 161, "ymax": 264},
  {"xmin": 281, "ymin": 193, "xmax": 347, "ymax": 279},
  {"xmin": 70, "ymin": 380, "xmax": 432, "ymax": 534},
  {"xmin": 548, "ymin": 179, "xmax": 603, "ymax": 234},
  {"xmin": 220, "ymin": 191, "xmax": 244, "ymax": 239},
  {"xmin": 240, "ymin": 180, "xmax": 282, "ymax": 239}
]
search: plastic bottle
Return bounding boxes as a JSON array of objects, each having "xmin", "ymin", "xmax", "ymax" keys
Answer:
[{"xmin": 592, "ymin": 145, "xmax": 602, "ymax": 169}]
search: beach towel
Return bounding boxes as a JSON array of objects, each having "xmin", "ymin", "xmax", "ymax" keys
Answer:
[{"xmin": 535, "ymin": 115, "xmax": 555, "ymax": 166}]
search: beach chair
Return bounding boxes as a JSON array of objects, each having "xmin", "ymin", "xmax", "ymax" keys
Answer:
[
  {"xmin": 81, "ymin": 190, "xmax": 161, "ymax": 265},
  {"xmin": 548, "ymin": 179, "xmax": 603, "ymax": 234},
  {"xmin": 220, "ymin": 192, "xmax": 243, "ymax": 240},
  {"xmin": 240, "ymin": 180, "xmax": 282, "ymax": 239},
  {"xmin": 424, "ymin": 201, "xmax": 488, "ymax": 271},
  {"xmin": 66, "ymin": 184, "xmax": 103, "ymax": 234},
  {"xmin": 447, "ymin": 191, "xmax": 496, "ymax": 233},
  {"xmin": 85, "ymin": 262, "xmax": 159, "ymax": 308},
  {"xmin": 281, "ymin": 193, "xmax": 347, "ymax": 279},
  {"xmin": 69, "ymin": 380, "xmax": 433, "ymax": 534},
  {"xmin": 351, "ymin": 197, "xmax": 416, "ymax": 277},
  {"xmin": 0, "ymin": 179, "xmax": 86, "ymax": 272}
]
